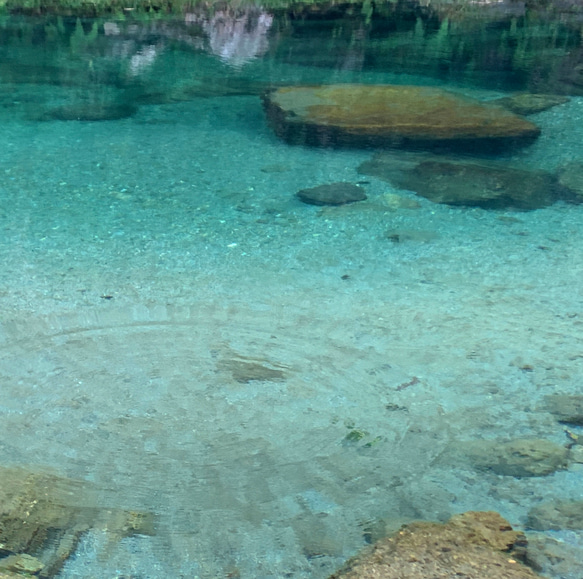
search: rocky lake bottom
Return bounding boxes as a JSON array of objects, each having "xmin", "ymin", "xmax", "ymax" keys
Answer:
[{"xmin": 1, "ymin": 76, "xmax": 583, "ymax": 577}]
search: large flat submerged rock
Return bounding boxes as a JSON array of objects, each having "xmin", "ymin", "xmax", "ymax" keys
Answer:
[{"xmin": 262, "ymin": 84, "xmax": 541, "ymax": 151}]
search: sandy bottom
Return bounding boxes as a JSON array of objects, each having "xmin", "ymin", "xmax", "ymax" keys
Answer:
[{"xmin": 1, "ymin": 88, "xmax": 583, "ymax": 578}]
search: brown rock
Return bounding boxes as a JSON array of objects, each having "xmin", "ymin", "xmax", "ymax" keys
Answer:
[
  {"xmin": 217, "ymin": 356, "xmax": 288, "ymax": 383},
  {"xmin": 493, "ymin": 93, "xmax": 569, "ymax": 115},
  {"xmin": 262, "ymin": 85, "xmax": 541, "ymax": 151},
  {"xmin": 328, "ymin": 511, "xmax": 540, "ymax": 579},
  {"xmin": 296, "ymin": 182, "xmax": 367, "ymax": 206}
]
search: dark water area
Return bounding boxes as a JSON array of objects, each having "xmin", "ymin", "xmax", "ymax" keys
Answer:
[
  {"xmin": 1, "ymin": 2, "xmax": 583, "ymax": 578},
  {"xmin": 1, "ymin": 0, "xmax": 583, "ymax": 102}
]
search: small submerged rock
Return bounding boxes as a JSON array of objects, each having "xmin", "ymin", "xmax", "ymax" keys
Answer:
[
  {"xmin": 462, "ymin": 438, "xmax": 569, "ymax": 477},
  {"xmin": 558, "ymin": 161, "xmax": 583, "ymax": 200},
  {"xmin": 217, "ymin": 355, "xmax": 289, "ymax": 383},
  {"xmin": 542, "ymin": 393, "xmax": 583, "ymax": 425},
  {"xmin": 493, "ymin": 93, "xmax": 570, "ymax": 115},
  {"xmin": 296, "ymin": 182, "xmax": 367, "ymax": 206},
  {"xmin": 385, "ymin": 229, "xmax": 438, "ymax": 243}
]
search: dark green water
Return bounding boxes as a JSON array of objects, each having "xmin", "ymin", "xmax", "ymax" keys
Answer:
[{"xmin": 1, "ymin": 2, "xmax": 583, "ymax": 578}]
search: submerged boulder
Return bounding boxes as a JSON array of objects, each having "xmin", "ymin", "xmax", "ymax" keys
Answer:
[
  {"xmin": 542, "ymin": 393, "xmax": 583, "ymax": 425},
  {"xmin": 328, "ymin": 511, "xmax": 540, "ymax": 579},
  {"xmin": 462, "ymin": 438, "xmax": 569, "ymax": 477},
  {"xmin": 262, "ymin": 84, "xmax": 541, "ymax": 152},
  {"xmin": 359, "ymin": 154, "xmax": 573, "ymax": 210}
]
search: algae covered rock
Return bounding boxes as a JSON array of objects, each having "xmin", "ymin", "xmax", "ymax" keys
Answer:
[
  {"xmin": 558, "ymin": 161, "xmax": 583, "ymax": 200},
  {"xmin": 262, "ymin": 84, "xmax": 541, "ymax": 151},
  {"xmin": 328, "ymin": 511, "xmax": 540, "ymax": 579}
]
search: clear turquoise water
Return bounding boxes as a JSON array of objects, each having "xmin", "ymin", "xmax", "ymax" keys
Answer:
[{"xmin": 1, "ymin": 3, "xmax": 583, "ymax": 578}]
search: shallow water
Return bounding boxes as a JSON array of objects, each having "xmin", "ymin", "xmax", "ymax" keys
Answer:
[{"xmin": 1, "ymin": 2, "xmax": 583, "ymax": 577}]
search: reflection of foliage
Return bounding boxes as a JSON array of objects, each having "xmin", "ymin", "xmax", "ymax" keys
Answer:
[
  {"xmin": 2, "ymin": 0, "xmax": 582, "ymax": 18},
  {"xmin": 69, "ymin": 15, "xmax": 97, "ymax": 50},
  {"xmin": 270, "ymin": 0, "xmax": 582, "ymax": 92},
  {"xmin": 0, "ymin": 0, "xmax": 582, "ymax": 95}
]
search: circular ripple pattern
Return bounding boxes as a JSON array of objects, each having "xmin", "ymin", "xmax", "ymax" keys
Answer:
[
  {"xmin": 1, "ymin": 298, "xmax": 579, "ymax": 578},
  {"xmin": 0, "ymin": 302, "xmax": 439, "ymax": 578}
]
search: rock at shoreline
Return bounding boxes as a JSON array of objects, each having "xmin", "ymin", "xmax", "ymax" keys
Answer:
[{"xmin": 263, "ymin": 84, "xmax": 541, "ymax": 152}]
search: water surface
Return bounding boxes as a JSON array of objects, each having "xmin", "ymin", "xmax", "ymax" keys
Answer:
[{"xmin": 1, "ymin": 2, "xmax": 583, "ymax": 577}]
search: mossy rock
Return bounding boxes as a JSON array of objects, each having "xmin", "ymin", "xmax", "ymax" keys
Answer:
[{"xmin": 263, "ymin": 84, "xmax": 541, "ymax": 152}]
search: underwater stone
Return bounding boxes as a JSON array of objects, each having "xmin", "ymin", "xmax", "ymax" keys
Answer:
[
  {"xmin": 524, "ymin": 534, "xmax": 583, "ymax": 579},
  {"xmin": 464, "ymin": 439, "xmax": 569, "ymax": 477},
  {"xmin": 296, "ymin": 182, "xmax": 366, "ymax": 206},
  {"xmin": 217, "ymin": 357, "xmax": 288, "ymax": 383},
  {"xmin": 542, "ymin": 393, "xmax": 583, "ymax": 425},
  {"xmin": 328, "ymin": 511, "xmax": 540, "ymax": 579},
  {"xmin": 262, "ymin": 84, "xmax": 541, "ymax": 151},
  {"xmin": 558, "ymin": 161, "xmax": 583, "ymax": 200},
  {"xmin": 361, "ymin": 156, "xmax": 570, "ymax": 210},
  {"xmin": 492, "ymin": 93, "xmax": 570, "ymax": 115},
  {"xmin": 527, "ymin": 500, "xmax": 583, "ymax": 531}
]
